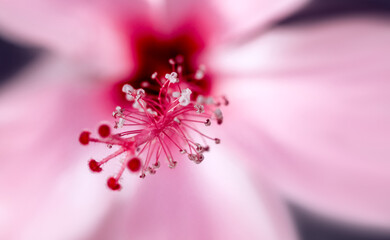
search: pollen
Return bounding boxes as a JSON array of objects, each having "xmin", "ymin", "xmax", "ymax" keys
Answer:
[{"xmin": 80, "ymin": 58, "xmax": 228, "ymax": 190}]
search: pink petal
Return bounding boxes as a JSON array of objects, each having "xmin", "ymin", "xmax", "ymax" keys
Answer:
[
  {"xmin": 83, "ymin": 148, "xmax": 289, "ymax": 240},
  {"xmin": 0, "ymin": 0, "xmax": 135, "ymax": 79},
  {"xmin": 0, "ymin": 57, "xmax": 116, "ymax": 239},
  {"xmin": 209, "ymin": 0, "xmax": 307, "ymax": 42},
  {"xmin": 221, "ymin": 15, "xmax": 390, "ymax": 229}
]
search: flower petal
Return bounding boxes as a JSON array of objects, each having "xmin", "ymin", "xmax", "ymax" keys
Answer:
[
  {"xmin": 83, "ymin": 148, "xmax": 287, "ymax": 240},
  {"xmin": 220, "ymin": 15, "xmax": 390, "ymax": 229},
  {"xmin": 0, "ymin": 0, "xmax": 135, "ymax": 79},
  {"xmin": 0, "ymin": 55, "xmax": 117, "ymax": 239},
  {"xmin": 209, "ymin": 0, "xmax": 306, "ymax": 42}
]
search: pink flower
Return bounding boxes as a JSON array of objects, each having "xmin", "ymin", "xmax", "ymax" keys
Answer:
[{"xmin": 3, "ymin": 0, "xmax": 389, "ymax": 239}]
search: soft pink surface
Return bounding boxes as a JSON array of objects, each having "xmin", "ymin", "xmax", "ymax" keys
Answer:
[{"xmin": 217, "ymin": 15, "xmax": 390, "ymax": 229}]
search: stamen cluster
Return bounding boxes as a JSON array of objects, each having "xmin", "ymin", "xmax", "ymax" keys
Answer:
[{"xmin": 79, "ymin": 58, "xmax": 228, "ymax": 190}]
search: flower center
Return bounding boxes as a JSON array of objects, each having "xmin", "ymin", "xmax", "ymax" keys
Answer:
[
  {"xmin": 80, "ymin": 59, "xmax": 227, "ymax": 191},
  {"xmin": 112, "ymin": 28, "xmax": 213, "ymax": 104}
]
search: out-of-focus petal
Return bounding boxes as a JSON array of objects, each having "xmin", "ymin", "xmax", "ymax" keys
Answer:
[
  {"xmin": 0, "ymin": 0, "xmax": 134, "ymax": 79},
  {"xmin": 220, "ymin": 15, "xmax": 390, "ymax": 229},
  {"xmin": 83, "ymin": 145, "xmax": 292, "ymax": 240},
  {"xmin": 209, "ymin": 0, "xmax": 306, "ymax": 43},
  {"xmin": 114, "ymin": 0, "xmax": 306, "ymax": 50},
  {"xmin": 0, "ymin": 55, "xmax": 121, "ymax": 239}
]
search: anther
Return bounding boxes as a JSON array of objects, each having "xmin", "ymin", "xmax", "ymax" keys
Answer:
[
  {"xmin": 175, "ymin": 55, "xmax": 183, "ymax": 63},
  {"xmin": 148, "ymin": 167, "xmax": 156, "ymax": 175},
  {"xmin": 195, "ymin": 71, "xmax": 204, "ymax": 80},
  {"xmin": 117, "ymin": 118, "xmax": 125, "ymax": 128},
  {"xmin": 165, "ymin": 72, "xmax": 179, "ymax": 83},
  {"xmin": 113, "ymin": 106, "xmax": 123, "ymax": 118},
  {"xmin": 194, "ymin": 65, "xmax": 206, "ymax": 80},
  {"xmin": 151, "ymin": 72, "xmax": 158, "ymax": 79},
  {"xmin": 172, "ymin": 91, "xmax": 180, "ymax": 98},
  {"xmin": 195, "ymin": 143, "xmax": 204, "ymax": 153},
  {"xmin": 214, "ymin": 108, "xmax": 223, "ymax": 125},
  {"xmin": 136, "ymin": 89, "xmax": 145, "ymax": 100},
  {"xmin": 222, "ymin": 96, "xmax": 229, "ymax": 106},
  {"xmin": 194, "ymin": 154, "xmax": 204, "ymax": 164},
  {"xmin": 132, "ymin": 101, "xmax": 144, "ymax": 112},
  {"xmin": 141, "ymin": 81, "xmax": 150, "ymax": 88},
  {"xmin": 188, "ymin": 154, "xmax": 196, "ymax": 161},
  {"xmin": 195, "ymin": 104, "xmax": 204, "ymax": 113},
  {"xmin": 196, "ymin": 95, "xmax": 205, "ymax": 104},
  {"xmin": 168, "ymin": 160, "xmax": 177, "ymax": 169},
  {"xmin": 122, "ymin": 84, "xmax": 134, "ymax": 94},
  {"xmin": 179, "ymin": 88, "xmax": 192, "ymax": 106},
  {"xmin": 214, "ymin": 138, "xmax": 221, "ymax": 144},
  {"xmin": 205, "ymin": 119, "xmax": 211, "ymax": 126},
  {"xmin": 153, "ymin": 161, "xmax": 160, "ymax": 169}
]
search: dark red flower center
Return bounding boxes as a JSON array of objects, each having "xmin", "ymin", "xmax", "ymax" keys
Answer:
[{"xmin": 112, "ymin": 24, "xmax": 213, "ymax": 104}]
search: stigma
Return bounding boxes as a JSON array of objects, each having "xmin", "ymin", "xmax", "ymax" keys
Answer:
[{"xmin": 79, "ymin": 58, "xmax": 227, "ymax": 191}]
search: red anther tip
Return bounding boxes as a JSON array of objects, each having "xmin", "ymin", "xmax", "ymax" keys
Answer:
[
  {"xmin": 127, "ymin": 157, "xmax": 141, "ymax": 172},
  {"xmin": 79, "ymin": 131, "xmax": 90, "ymax": 145},
  {"xmin": 98, "ymin": 124, "xmax": 111, "ymax": 138},
  {"xmin": 89, "ymin": 159, "xmax": 102, "ymax": 172},
  {"xmin": 217, "ymin": 119, "xmax": 223, "ymax": 125},
  {"xmin": 107, "ymin": 177, "xmax": 121, "ymax": 190}
]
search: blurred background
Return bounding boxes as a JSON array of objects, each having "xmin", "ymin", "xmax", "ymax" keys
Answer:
[{"xmin": 1, "ymin": 0, "xmax": 390, "ymax": 239}]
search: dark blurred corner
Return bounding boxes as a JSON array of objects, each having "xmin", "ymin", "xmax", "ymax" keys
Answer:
[
  {"xmin": 276, "ymin": 0, "xmax": 390, "ymax": 25},
  {"xmin": 0, "ymin": 35, "xmax": 41, "ymax": 86},
  {"xmin": 289, "ymin": 203, "xmax": 390, "ymax": 240}
]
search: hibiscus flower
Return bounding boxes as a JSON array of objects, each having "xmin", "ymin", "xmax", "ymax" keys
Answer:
[{"xmin": 0, "ymin": 0, "xmax": 305, "ymax": 240}]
